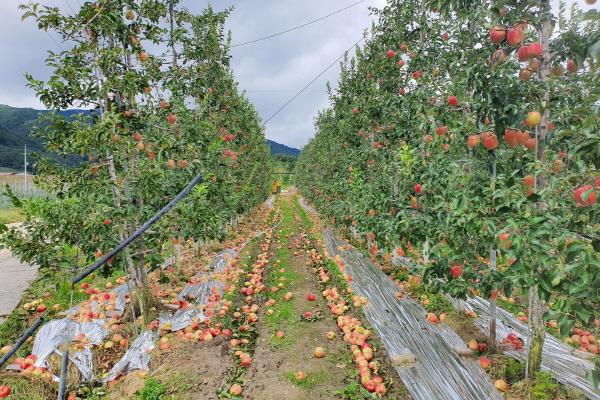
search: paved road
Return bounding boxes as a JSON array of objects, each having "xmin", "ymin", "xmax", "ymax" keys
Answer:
[{"xmin": 0, "ymin": 224, "xmax": 37, "ymax": 323}]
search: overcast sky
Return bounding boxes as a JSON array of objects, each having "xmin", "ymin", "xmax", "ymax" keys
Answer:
[{"xmin": 0, "ymin": 0, "xmax": 594, "ymax": 149}]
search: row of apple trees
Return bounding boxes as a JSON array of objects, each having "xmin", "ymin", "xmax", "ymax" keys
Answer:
[
  {"xmin": 296, "ymin": 0, "xmax": 599, "ymax": 379},
  {"xmin": 0, "ymin": 0, "xmax": 272, "ymax": 317}
]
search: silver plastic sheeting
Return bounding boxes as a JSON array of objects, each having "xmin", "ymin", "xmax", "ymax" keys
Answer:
[
  {"xmin": 158, "ymin": 308, "xmax": 206, "ymax": 332},
  {"xmin": 70, "ymin": 348, "xmax": 95, "ymax": 382},
  {"xmin": 31, "ymin": 318, "xmax": 108, "ymax": 381},
  {"xmin": 298, "ymin": 196, "xmax": 316, "ymax": 214},
  {"xmin": 105, "ymin": 330, "xmax": 155, "ymax": 382},
  {"xmin": 456, "ymin": 296, "xmax": 600, "ymax": 400},
  {"xmin": 323, "ymin": 228, "xmax": 503, "ymax": 400},
  {"xmin": 67, "ymin": 283, "xmax": 130, "ymax": 316},
  {"xmin": 161, "ymin": 249, "xmax": 234, "ymax": 332},
  {"xmin": 178, "ymin": 280, "xmax": 224, "ymax": 303},
  {"xmin": 265, "ymin": 195, "xmax": 275, "ymax": 209}
]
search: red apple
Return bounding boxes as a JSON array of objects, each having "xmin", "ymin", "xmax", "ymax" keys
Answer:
[
  {"xmin": 386, "ymin": 49, "xmax": 396, "ymax": 58},
  {"xmin": 0, "ymin": 385, "xmax": 11, "ymax": 399},
  {"xmin": 447, "ymin": 95, "xmax": 459, "ymax": 107},
  {"xmin": 489, "ymin": 26, "xmax": 506, "ymax": 43},
  {"xmin": 414, "ymin": 184, "xmax": 422, "ymax": 194},
  {"xmin": 527, "ymin": 42, "xmax": 543, "ymax": 58},
  {"xmin": 506, "ymin": 27, "xmax": 524, "ymax": 47},
  {"xmin": 166, "ymin": 113, "xmax": 177, "ymax": 125},
  {"xmin": 306, "ymin": 293, "xmax": 316, "ymax": 301},
  {"xmin": 450, "ymin": 265, "xmax": 463, "ymax": 278}
]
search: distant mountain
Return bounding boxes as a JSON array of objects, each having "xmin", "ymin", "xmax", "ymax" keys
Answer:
[
  {"xmin": 0, "ymin": 104, "xmax": 300, "ymax": 170},
  {"xmin": 0, "ymin": 104, "xmax": 87, "ymax": 170},
  {"xmin": 267, "ymin": 139, "xmax": 300, "ymax": 157}
]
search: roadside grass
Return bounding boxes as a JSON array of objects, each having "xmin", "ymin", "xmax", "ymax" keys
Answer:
[{"xmin": 0, "ymin": 208, "xmax": 23, "ymax": 224}]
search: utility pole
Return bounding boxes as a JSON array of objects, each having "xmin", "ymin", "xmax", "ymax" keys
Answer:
[{"xmin": 24, "ymin": 144, "xmax": 28, "ymax": 196}]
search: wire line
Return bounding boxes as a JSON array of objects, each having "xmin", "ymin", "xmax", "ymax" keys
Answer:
[
  {"xmin": 262, "ymin": 37, "xmax": 364, "ymax": 126},
  {"xmin": 231, "ymin": 0, "xmax": 366, "ymax": 48}
]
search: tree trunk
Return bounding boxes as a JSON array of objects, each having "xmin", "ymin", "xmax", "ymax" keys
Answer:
[
  {"xmin": 526, "ymin": 0, "xmax": 552, "ymax": 377},
  {"xmin": 527, "ymin": 286, "xmax": 547, "ymax": 377}
]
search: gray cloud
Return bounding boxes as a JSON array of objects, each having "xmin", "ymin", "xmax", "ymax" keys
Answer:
[{"xmin": 0, "ymin": 0, "xmax": 592, "ymax": 149}]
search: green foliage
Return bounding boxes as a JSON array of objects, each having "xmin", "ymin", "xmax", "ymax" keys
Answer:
[
  {"xmin": 295, "ymin": 0, "xmax": 599, "ymax": 357},
  {"xmin": 1, "ymin": 2, "xmax": 272, "ymax": 289},
  {"xmin": 137, "ymin": 378, "xmax": 166, "ymax": 400}
]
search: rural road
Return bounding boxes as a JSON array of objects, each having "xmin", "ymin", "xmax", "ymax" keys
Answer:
[{"xmin": 0, "ymin": 223, "xmax": 37, "ymax": 323}]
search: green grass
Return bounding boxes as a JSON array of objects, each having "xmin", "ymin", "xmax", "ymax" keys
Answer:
[
  {"xmin": 284, "ymin": 369, "xmax": 327, "ymax": 389},
  {"xmin": 0, "ymin": 208, "xmax": 24, "ymax": 224},
  {"xmin": 0, "ymin": 375, "xmax": 56, "ymax": 400},
  {"xmin": 264, "ymin": 196, "xmax": 302, "ymax": 349}
]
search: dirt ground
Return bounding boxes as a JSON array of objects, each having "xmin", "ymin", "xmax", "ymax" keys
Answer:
[{"xmin": 243, "ymin": 199, "xmax": 349, "ymax": 400}]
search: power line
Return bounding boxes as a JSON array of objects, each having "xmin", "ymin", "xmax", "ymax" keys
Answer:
[
  {"xmin": 262, "ymin": 37, "xmax": 364, "ymax": 126},
  {"xmin": 231, "ymin": 0, "xmax": 367, "ymax": 48}
]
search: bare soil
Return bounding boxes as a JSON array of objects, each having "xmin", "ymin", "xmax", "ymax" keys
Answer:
[{"xmin": 243, "ymin": 215, "xmax": 349, "ymax": 399}]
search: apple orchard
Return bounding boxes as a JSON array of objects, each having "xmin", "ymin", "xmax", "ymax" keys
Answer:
[
  {"xmin": 0, "ymin": 0, "xmax": 598, "ymax": 399},
  {"xmin": 297, "ymin": 0, "xmax": 599, "ymax": 382}
]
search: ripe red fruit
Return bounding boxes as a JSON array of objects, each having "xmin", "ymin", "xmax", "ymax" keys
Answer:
[
  {"xmin": 450, "ymin": 265, "xmax": 463, "ymax": 278},
  {"xmin": 386, "ymin": 49, "xmax": 396, "ymax": 58},
  {"xmin": 447, "ymin": 96, "xmax": 459, "ymax": 107},
  {"xmin": 166, "ymin": 114, "xmax": 177, "ymax": 125},
  {"xmin": 364, "ymin": 380, "xmax": 377, "ymax": 392},
  {"xmin": 138, "ymin": 52, "xmax": 149, "ymax": 62},
  {"xmin": 595, "ymin": 177, "xmax": 600, "ymax": 188},
  {"xmin": 0, "ymin": 385, "xmax": 11, "ymax": 398},
  {"xmin": 400, "ymin": 43, "xmax": 408, "ymax": 52},
  {"xmin": 506, "ymin": 27, "xmax": 524, "ymax": 47},
  {"xmin": 517, "ymin": 46, "xmax": 529, "ymax": 62},
  {"xmin": 414, "ymin": 184, "xmax": 422, "ymax": 194},
  {"xmin": 103, "ymin": 219, "xmax": 111, "ymax": 226},
  {"xmin": 36, "ymin": 304, "xmax": 47, "ymax": 313},
  {"xmin": 482, "ymin": 132, "xmax": 499, "ymax": 150},
  {"xmin": 352, "ymin": 108, "xmax": 360, "ymax": 114},
  {"xmin": 412, "ymin": 70, "xmax": 422, "ymax": 80},
  {"xmin": 489, "ymin": 26, "xmax": 506, "ymax": 43},
  {"xmin": 159, "ymin": 100, "xmax": 170, "ymax": 109},
  {"xmin": 479, "ymin": 357, "xmax": 491, "ymax": 369},
  {"xmin": 424, "ymin": 134, "xmax": 433, "ymax": 143},
  {"xmin": 523, "ymin": 175, "xmax": 535, "ymax": 188},
  {"xmin": 133, "ymin": 131, "xmax": 143, "ymax": 142},
  {"xmin": 504, "ymin": 129, "xmax": 520, "ymax": 148},
  {"xmin": 567, "ymin": 59, "xmax": 579, "ymax": 73},
  {"xmin": 306, "ymin": 293, "xmax": 316, "ymax": 301},
  {"xmin": 435, "ymin": 125, "xmax": 448, "ymax": 136},
  {"xmin": 467, "ymin": 135, "xmax": 480, "ymax": 149},
  {"xmin": 441, "ymin": 32, "xmax": 449, "ymax": 41},
  {"xmin": 573, "ymin": 185, "xmax": 597, "ymax": 206},
  {"xmin": 527, "ymin": 42, "xmax": 543, "ymax": 58},
  {"xmin": 525, "ymin": 138, "xmax": 537, "ymax": 151}
]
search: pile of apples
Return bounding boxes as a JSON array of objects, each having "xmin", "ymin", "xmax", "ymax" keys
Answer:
[
  {"xmin": 322, "ymin": 288, "xmax": 349, "ymax": 316},
  {"xmin": 12, "ymin": 354, "xmax": 53, "ymax": 382},
  {"xmin": 566, "ymin": 328, "xmax": 599, "ymax": 354},
  {"xmin": 501, "ymin": 332, "xmax": 523, "ymax": 350}
]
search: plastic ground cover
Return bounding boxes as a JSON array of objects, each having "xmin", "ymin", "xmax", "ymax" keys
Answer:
[
  {"xmin": 323, "ymin": 228, "xmax": 503, "ymax": 400},
  {"xmin": 455, "ymin": 296, "xmax": 600, "ymax": 400},
  {"xmin": 31, "ymin": 318, "xmax": 108, "ymax": 381}
]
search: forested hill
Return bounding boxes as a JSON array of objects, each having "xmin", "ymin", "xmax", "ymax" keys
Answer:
[{"xmin": 0, "ymin": 104, "xmax": 300, "ymax": 170}]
